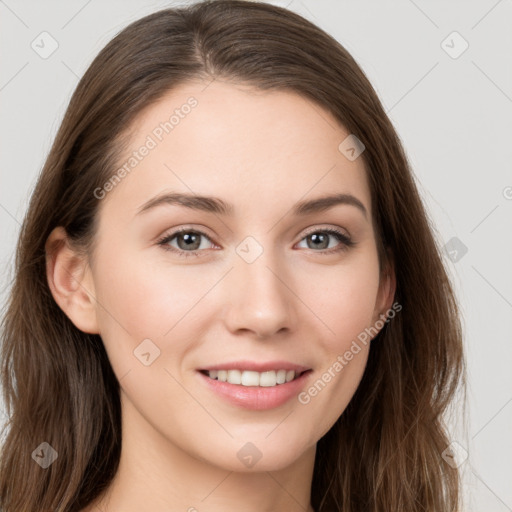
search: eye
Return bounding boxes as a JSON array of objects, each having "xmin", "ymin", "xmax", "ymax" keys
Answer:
[
  {"xmin": 157, "ymin": 228, "xmax": 216, "ymax": 258},
  {"xmin": 296, "ymin": 227, "xmax": 355, "ymax": 255},
  {"xmin": 157, "ymin": 226, "xmax": 356, "ymax": 258}
]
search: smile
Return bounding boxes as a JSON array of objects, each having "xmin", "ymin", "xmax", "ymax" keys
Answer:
[
  {"xmin": 200, "ymin": 369, "xmax": 305, "ymax": 387},
  {"xmin": 197, "ymin": 367, "xmax": 313, "ymax": 410}
]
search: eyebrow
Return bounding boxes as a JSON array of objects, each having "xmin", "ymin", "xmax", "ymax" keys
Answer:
[{"xmin": 136, "ymin": 192, "xmax": 368, "ymax": 219}]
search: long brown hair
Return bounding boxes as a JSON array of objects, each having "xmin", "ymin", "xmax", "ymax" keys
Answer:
[{"xmin": 0, "ymin": 1, "xmax": 465, "ymax": 510}]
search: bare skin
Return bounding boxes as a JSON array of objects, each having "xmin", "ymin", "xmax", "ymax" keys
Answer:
[{"xmin": 46, "ymin": 78, "xmax": 395, "ymax": 512}]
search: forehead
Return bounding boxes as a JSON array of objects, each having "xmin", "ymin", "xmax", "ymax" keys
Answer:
[{"xmin": 99, "ymin": 79, "xmax": 372, "ymax": 222}]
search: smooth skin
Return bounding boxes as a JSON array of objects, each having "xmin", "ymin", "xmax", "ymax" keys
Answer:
[{"xmin": 46, "ymin": 79, "xmax": 396, "ymax": 512}]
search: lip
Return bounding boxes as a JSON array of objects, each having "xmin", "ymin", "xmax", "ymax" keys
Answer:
[
  {"xmin": 197, "ymin": 367, "xmax": 313, "ymax": 410},
  {"xmin": 198, "ymin": 360, "xmax": 311, "ymax": 373}
]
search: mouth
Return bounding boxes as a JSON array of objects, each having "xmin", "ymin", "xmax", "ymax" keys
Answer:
[
  {"xmin": 196, "ymin": 365, "xmax": 313, "ymax": 410},
  {"xmin": 198, "ymin": 368, "xmax": 311, "ymax": 387}
]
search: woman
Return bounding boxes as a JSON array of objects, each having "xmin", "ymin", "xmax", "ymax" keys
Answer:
[{"xmin": 0, "ymin": 1, "xmax": 465, "ymax": 510}]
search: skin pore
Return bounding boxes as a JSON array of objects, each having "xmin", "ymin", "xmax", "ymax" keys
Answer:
[{"xmin": 46, "ymin": 79, "xmax": 395, "ymax": 512}]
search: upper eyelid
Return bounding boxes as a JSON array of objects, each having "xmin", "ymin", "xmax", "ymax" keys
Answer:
[{"xmin": 301, "ymin": 225, "xmax": 350, "ymax": 238}]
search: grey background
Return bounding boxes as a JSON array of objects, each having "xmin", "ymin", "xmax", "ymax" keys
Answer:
[{"xmin": 1, "ymin": 0, "xmax": 511, "ymax": 510}]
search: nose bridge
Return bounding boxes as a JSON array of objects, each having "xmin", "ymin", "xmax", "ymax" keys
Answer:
[{"xmin": 225, "ymin": 235, "xmax": 296, "ymax": 337}]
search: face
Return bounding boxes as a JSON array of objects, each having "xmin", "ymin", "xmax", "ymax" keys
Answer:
[{"xmin": 81, "ymin": 79, "xmax": 393, "ymax": 471}]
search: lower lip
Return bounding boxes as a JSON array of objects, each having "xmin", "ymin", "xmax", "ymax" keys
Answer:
[{"xmin": 197, "ymin": 370, "xmax": 312, "ymax": 410}]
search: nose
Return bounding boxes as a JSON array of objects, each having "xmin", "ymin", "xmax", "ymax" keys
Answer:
[{"xmin": 223, "ymin": 249, "xmax": 298, "ymax": 339}]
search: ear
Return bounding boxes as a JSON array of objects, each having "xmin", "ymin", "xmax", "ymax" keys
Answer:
[
  {"xmin": 45, "ymin": 226, "xmax": 100, "ymax": 334},
  {"xmin": 371, "ymin": 250, "xmax": 397, "ymax": 331}
]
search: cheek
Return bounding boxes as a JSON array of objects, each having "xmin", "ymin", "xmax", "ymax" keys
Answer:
[
  {"xmin": 295, "ymin": 274, "xmax": 377, "ymax": 438},
  {"xmin": 92, "ymin": 245, "xmax": 222, "ymax": 380},
  {"xmin": 293, "ymin": 254, "xmax": 380, "ymax": 427},
  {"xmin": 94, "ymin": 248, "xmax": 209, "ymax": 335},
  {"xmin": 307, "ymin": 255, "xmax": 381, "ymax": 351},
  {"xmin": 90, "ymin": 248, "xmax": 200, "ymax": 416}
]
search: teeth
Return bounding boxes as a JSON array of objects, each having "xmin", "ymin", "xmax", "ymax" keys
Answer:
[
  {"xmin": 276, "ymin": 369, "xmax": 287, "ymax": 384},
  {"xmin": 227, "ymin": 369, "xmax": 241, "ymax": 384},
  {"xmin": 206, "ymin": 369, "xmax": 299, "ymax": 386}
]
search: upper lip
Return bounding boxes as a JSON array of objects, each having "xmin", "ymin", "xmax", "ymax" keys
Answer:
[{"xmin": 198, "ymin": 360, "xmax": 311, "ymax": 373}]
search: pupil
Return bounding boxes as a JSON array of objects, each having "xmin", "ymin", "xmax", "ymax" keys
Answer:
[
  {"xmin": 310, "ymin": 233, "xmax": 327, "ymax": 249},
  {"xmin": 180, "ymin": 233, "xmax": 199, "ymax": 249}
]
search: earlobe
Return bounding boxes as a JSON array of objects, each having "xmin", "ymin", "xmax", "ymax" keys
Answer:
[{"xmin": 45, "ymin": 226, "xmax": 99, "ymax": 334}]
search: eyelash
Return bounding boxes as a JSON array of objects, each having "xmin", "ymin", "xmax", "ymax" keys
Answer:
[{"xmin": 156, "ymin": 226, "xmax": 355, "ymax": 259}]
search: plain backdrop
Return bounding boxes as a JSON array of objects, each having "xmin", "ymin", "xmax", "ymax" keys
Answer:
[{"xmin": 1, "ymin": 1, "xmax": 511, "ymax": 510}]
